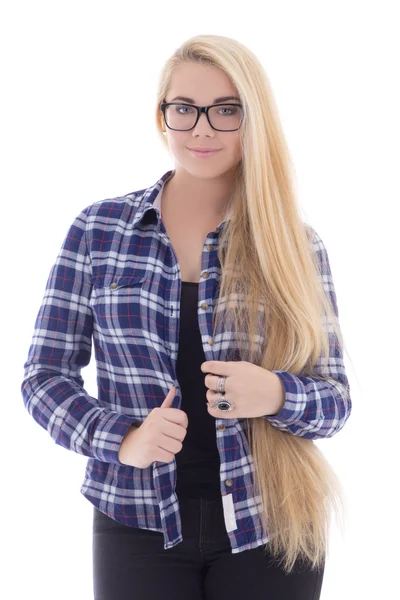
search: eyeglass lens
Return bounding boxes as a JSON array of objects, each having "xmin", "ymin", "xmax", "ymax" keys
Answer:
[{"xmin": 165, "ymin": 104, "xmax": 242, "ymax": 131}]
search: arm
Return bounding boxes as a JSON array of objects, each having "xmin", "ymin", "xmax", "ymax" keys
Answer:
[
  {"xmin": 21, "ymin": 207, "xmax": 139, "ymax": 464},
  {"xmin": 262, "ymin": 227, "xmax": 352, "ymax": 440}
]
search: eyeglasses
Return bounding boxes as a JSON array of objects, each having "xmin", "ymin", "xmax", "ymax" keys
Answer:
[{"xmin": 160, "ymin": 102, "xmax": 243, "ymax": 132}]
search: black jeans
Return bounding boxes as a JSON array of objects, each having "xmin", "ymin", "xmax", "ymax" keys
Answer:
[{"xmin": 92, "ymin": 494, "xmax": 325, "ymax": 600}]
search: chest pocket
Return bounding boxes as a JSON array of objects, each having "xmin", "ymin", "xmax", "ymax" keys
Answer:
[
  {"xmin": 90, "ymin": 273, "xmax": 147, "ymax": 291},
  {"xmin": 89, "ymin": 272, "xmax": 148, "ymax": 336}
]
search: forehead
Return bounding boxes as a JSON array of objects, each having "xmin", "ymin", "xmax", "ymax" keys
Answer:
[{"xmin": 167, "ymin": 62, "xmax": 239, "ymax": 103}]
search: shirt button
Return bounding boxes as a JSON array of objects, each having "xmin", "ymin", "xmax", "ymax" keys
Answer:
[
  {"xmin": 110, "ymin": 282, "xmax": 118, "ymax": 289},
  {"xmin": 202, "ymin": 271, "xmax": 209, "ymax": 279},
  {"xmin": 225, "ymin": 479, "xmax": 233, "ymax": 487},
  {"xmin": 200, "ymin": 302, "xmax": 208, "ymax": 310},
  {"xmin": 208, "ymin": 337, "xmax": 214, "ymax": 346},
  {"xmin": 218, "ymin": 424, "xmax": 226, "ymax": 431},
  {"xmin": 206, "ymin": 244, "xmax": 213, "ymax": 251}
]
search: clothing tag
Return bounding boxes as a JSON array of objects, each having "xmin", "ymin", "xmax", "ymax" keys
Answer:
[{"xmin": 222, "ymin": 493, "xmax": 237, "ymax": 532}]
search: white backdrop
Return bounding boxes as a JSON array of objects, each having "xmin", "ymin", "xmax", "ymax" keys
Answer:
[{"xmin": 2, "ymin": 1, "xmax": 398, "ymax": 598}]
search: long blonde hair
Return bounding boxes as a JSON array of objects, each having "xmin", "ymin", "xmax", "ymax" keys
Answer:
[{"xmin": 154, "ymin": 34, "xmax": 352, "ymax": 573}]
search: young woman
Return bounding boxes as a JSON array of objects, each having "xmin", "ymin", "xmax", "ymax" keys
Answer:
[{"xmin": 22, "ymin": 34, "xmax": 352, "ymax": 599}]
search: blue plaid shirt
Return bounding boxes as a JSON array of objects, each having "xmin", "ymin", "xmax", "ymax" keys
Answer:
[{"xmin": 21, "ymin": 169, "xmax": 352, "ymax": 553}]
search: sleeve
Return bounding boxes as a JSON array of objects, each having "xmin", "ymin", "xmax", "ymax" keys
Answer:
[
  {"xmin": 21, "ymin": 207, "xmax": 139, "ymax": 464},
  {"xmin": 262, "ymin": 227, "xmax": 352, "ymax": 439}
]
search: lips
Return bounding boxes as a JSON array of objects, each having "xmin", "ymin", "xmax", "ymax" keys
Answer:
[
  {"xmin": 188, "ymin": 147, "xmax": 221, "ymax": 157},
  {"xmin": 189, "ymin": 147, "xmax": 220, "ymax": 152}
]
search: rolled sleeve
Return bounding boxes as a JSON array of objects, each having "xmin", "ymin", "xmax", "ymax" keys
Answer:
[
  {"xmin": 21, "ymin": 207, "xmax": 139, "ymax": 464},
  {"xmin": 262, "ymin": 228, "xmax": 352, "ymax": 439}
]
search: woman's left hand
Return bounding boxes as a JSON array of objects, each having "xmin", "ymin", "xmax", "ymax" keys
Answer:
[{"xmin": 200, "ymin": 360, "xmax": 286, "ymax": 419}]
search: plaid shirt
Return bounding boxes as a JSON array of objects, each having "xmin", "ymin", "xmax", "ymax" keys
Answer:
[{"xmin": 21, "ymin": 169, "xmax": 352, "ymax": 553}]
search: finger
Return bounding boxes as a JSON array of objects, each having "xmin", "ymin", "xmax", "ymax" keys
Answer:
[{"xmin": 201, "ymin": 360, "xmax": 233, "ymax": 375}]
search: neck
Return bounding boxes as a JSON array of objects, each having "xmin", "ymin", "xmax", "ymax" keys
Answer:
[{"xmin": 162, "ymin": 167, "xmax": 235, "ymax": 218}]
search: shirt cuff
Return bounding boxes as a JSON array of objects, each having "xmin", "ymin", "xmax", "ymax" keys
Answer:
[
  {"xmin": 91, "ymin": 412, "xmax": 142, "ymax": 464},
  {"xmin": 263, "ymin": 370, "xmax": 308, "ymax": 424}
]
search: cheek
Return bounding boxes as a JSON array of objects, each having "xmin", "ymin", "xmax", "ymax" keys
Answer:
[
  {"xmin": 222, "ymin": 136, "xmax": 242, "ymax": 165},
  {"xmin": 232, "ymin": 138, "xmax": 242, "ymax": 162},
  {"xmin": 166, "ymin": 132, "xmax": 187, "ymax": 153}
]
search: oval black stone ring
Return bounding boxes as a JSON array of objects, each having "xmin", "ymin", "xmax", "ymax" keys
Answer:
[{"xmin": 211, "ymin": 397, "xmax": 234, "ymax": 412}]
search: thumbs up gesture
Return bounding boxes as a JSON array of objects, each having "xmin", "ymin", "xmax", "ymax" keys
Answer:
[{"xmin": 118, "ymin": 386, "xmax": 188, "ymax": 469}]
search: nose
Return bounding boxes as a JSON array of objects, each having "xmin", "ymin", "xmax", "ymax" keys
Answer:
[{"xmin": 193, "ymin": 111, "xmax": 214, "ymax": 134}]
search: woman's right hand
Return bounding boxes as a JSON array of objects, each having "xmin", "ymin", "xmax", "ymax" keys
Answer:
[{"xmin": 118, "ymin": 386, "xmax": 188, "ymax": 468}]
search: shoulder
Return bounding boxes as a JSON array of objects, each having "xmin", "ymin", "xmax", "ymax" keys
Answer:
[
  {"xmin": 70, "ymin": 187, "xmax": 149, "ymax": 245},
  {"xmin": 303, "ymin": 223, "xmax": 334, "ymax": 280},
  {"xmin": 82, "ymin": 188, "xmax": 147, "ymax": 225},
  {"xmin": 303, "ymin": 223, "xmax": 327, "ymax": 253}
]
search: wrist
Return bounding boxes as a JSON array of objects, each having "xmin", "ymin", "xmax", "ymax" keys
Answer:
[
  {"xmin": 119, "ymin": 424, "xmax": 139, "ymax": 461},
  {"xmin": 268, "ymin": 373, "xmax": 286, "ymax": 415}
]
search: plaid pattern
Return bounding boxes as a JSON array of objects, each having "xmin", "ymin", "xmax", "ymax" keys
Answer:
[{"xmin": 21, "ymin": 169, "xmax": 351, "ymax": 553}]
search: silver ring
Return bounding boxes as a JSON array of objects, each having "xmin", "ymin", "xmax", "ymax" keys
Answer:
[{"xmin": 217, "ymin": 376, "xmax": 226, "ymax": 394}]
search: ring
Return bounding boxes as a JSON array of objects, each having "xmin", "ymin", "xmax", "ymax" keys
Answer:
[
  {"xmin": 217, "ymin": 376, "xmax": 226, "ymax": 394},
  {"xmin": 211, "ymin": 397, "xmax": 234, "ymax": 412}
]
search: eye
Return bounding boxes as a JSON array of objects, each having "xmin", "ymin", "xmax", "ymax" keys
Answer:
[
  {"xmin": 218, "ymin": 106, "xmax": 240, "ymax": 116},
  {"xmin": 176, "ymin": 104, "xmax": 195, "ymax": 114}
]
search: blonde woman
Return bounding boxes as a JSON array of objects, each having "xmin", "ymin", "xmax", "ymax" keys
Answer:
[{"xmin": 22, "ymin": 34, "xmax": 352, "ymax": 600}]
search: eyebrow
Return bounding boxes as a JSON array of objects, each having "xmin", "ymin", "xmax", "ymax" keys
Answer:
[{"xmin": 170, "ymin": 95, "xmax": 241, "ymax": 104}]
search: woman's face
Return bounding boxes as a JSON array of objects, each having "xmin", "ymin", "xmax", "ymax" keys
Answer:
[{"xmin": 162, "ymin": 62, "xmax": 243, "ymax": 180}]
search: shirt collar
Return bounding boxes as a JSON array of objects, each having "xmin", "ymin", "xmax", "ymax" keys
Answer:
[{"xmin": 130, "ymin": 169, "xmax": 232, "ymax": 231}]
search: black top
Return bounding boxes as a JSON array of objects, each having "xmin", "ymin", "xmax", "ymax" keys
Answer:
[{"xmin": 174, "ymin": 281, "xmax": 221, "ymax": 499}]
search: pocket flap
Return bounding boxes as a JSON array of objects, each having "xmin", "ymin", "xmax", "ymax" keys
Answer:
[{"xmin": 90, "ymin": 273, "xmax": 147, "ymax": 290}]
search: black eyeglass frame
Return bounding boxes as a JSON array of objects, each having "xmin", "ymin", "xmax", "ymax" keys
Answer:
[{"xmin": 160, "ymin": 102, "xmax": 244, "ymax": 132}]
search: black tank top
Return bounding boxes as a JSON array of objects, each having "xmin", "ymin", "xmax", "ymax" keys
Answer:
[{"xmin": 174, "ymin": 281, "xmax": 221, "ymax": 499}]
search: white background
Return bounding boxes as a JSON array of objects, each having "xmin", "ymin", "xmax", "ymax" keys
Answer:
[{"xmin": 1, "ymin": 1, "xmax": 398, "ymax": 598}]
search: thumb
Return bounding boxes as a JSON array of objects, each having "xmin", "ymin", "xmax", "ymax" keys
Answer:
[{"xmin": 160, "ymin": 385, "xmax": 176, "ymax": 408}]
